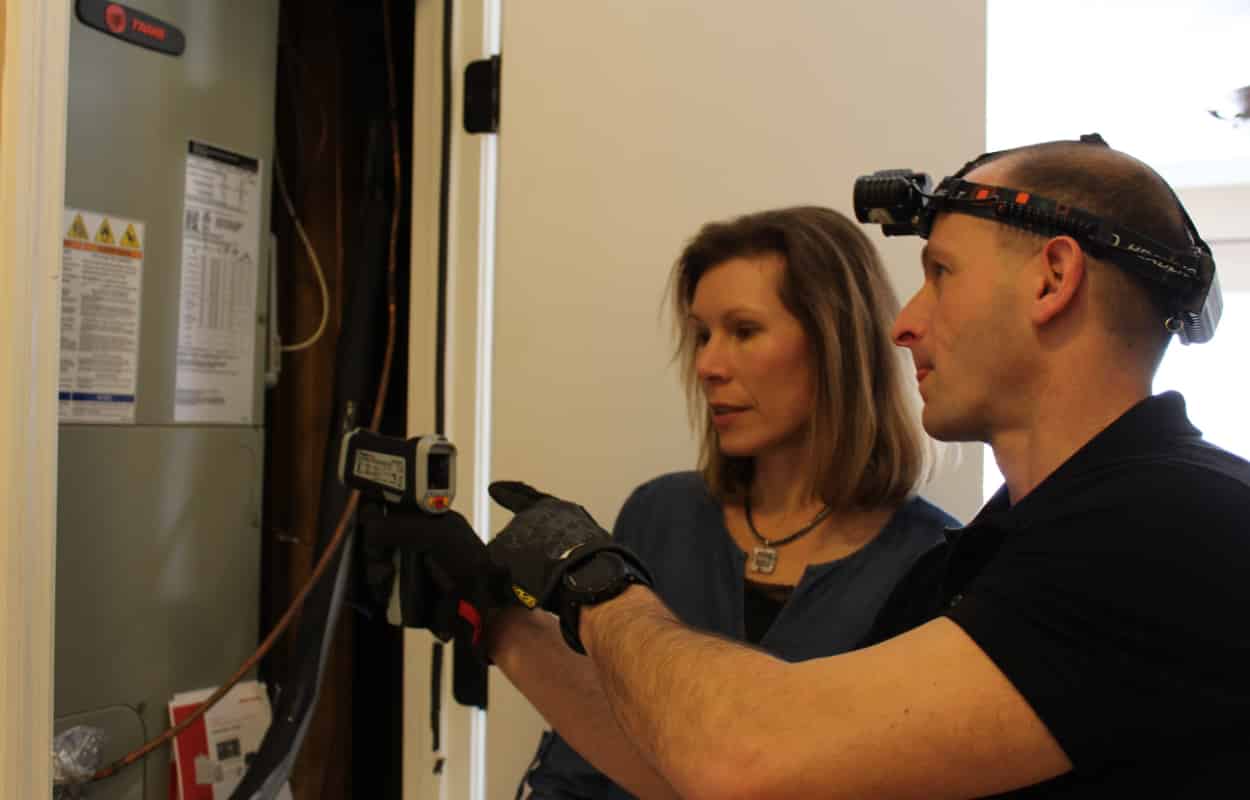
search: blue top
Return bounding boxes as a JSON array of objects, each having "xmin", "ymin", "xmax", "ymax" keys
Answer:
[{"xmin": 522, "ymin": 471, "xmax": 959, "ymax": 799}]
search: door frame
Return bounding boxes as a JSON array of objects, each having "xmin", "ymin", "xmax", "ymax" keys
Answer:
[
  {"xmin": 0, "ymin": 0, "xmax": 70, "ymax": 794},
  {"xmin": 406, "ymin": 1, "xmax": 499, "ymax": 798}
]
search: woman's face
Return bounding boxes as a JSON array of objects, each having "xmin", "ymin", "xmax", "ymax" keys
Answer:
[{"xmin": 689, "ymin": 253, "xmax": 817, "ymax": 459}]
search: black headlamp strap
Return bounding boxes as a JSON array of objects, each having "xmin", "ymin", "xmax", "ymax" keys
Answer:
[
  {"xmin": 925, "ymin": 131, "xmax": 1212, "ymax": 305},
  {"xmin": 931, "ymin": 180, "xmax": 1201, "ymax": 288},
  {"xmin": 853, "ymin": 133, "xmax": 1219, "ymax": 341}
]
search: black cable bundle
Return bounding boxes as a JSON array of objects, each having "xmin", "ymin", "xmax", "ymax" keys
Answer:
[{"xmin": 233, "ymin": 2, "xmax": 408, "ymax": 794}]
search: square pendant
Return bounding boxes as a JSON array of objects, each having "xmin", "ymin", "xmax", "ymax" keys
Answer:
[{"xmin": 750, "ymin": 546, "xmax": 777, "ymax": 574}]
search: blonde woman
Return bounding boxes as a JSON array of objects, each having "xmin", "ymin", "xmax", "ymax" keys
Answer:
[{"xmin": 520, "ymin": 206, "xmax": 957, "ymax": 799}]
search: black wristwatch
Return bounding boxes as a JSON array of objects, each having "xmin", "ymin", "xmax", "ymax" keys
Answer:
[{"xmin": 558, "ymin": 548, "xmax": 651, "ymax": 655}]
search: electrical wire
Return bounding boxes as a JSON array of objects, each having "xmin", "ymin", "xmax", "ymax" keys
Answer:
[
  {"xmin": 273, "ymin": 32, "xmax": 333, "ymax": 354},
  {"xmin": 333, "ymin": 6, "xmax": 345, "ymax": 344},
  {"xmin": 275, "ymin": 155, "xmax": 331, "ymax": 352},
  {"xmin": 383, "ymin": 0, "xmax": 402, "ymax": 376},
  {"xmin": 279, "ymin": 37, "xmax": 330, "ymax": 199},
  {"xmin": 434, "ymin": 0, "xmax": 453, "ymax": 433},
  {"xmin": 89, "ymin": 1, "xmax": 404, "ymax": 777}
]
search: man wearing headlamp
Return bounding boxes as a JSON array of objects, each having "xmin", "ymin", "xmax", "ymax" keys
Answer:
[{"xmin": 420, "ymin": 137, "xmax": 1250, "ymax": 798}]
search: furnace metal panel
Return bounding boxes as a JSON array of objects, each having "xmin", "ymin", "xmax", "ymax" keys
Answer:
[
  {"xmin": 57, "ymin": 3, "xmax": 279, "ymax": 799},
  {"xmin": 63, "ymin": 0, "xmax": 277, "ymax": 425}
]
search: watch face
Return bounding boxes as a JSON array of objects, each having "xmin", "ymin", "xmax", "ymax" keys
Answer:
[{"xmin": 566, "ymin": 552, "xmax": 625, "ymax": 594}]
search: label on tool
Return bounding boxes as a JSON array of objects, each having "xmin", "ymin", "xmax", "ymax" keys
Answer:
[{"xmin": 354, "ymin": 451, "xmax": 407, "ymax": 492}]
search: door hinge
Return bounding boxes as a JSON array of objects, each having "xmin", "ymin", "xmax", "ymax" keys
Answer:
[{"xmin": 463, "ymin": 55, "xmax": 501, "ymax": 134}]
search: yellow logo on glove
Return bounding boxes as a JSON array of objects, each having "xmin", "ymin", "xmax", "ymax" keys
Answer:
[{"xmin": 512, "ymin": 585, "xmax": 538, "ymax": 609}]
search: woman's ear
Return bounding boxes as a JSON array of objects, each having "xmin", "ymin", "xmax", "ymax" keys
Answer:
[{"xmin": 1030, "ymin": 236, "xmax": 1086, "ymax": 327}]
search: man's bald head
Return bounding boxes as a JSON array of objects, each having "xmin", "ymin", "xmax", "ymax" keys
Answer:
[{"xmin": 990, "ymin": 141, "xmax": 1189, "ymax": 252}]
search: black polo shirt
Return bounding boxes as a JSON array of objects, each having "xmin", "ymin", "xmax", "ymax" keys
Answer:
[{"xmin": 926, "ymin": 392, "xmax": 1250, "ymax": 796}]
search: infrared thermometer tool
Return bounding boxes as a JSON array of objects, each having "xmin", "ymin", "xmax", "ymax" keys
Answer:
[{"xmin": 338, "ymin": 429, "xmax": 456, "ymax": 514}]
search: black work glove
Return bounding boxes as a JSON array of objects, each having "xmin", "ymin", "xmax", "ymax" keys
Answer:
[
  {"xmin": 360, "ymin": 504, "xmax": 509, "ymax": 652},
  {"xmin": 487, "ymin": 481, "xmax": 651, "ymax": 613}
]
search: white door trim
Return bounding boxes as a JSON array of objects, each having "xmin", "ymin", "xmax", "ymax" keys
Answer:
[
  {"xmin": 0, "ymin": 0, "xmax": 70, "ymax": 794},
  {"xmin": 406, "ymin": 1, "xmax": 498, "ymax": 798}
]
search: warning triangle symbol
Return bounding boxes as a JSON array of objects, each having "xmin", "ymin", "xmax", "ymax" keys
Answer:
[
  {"xmin": 95, "ymin": 218, "xmax": 115, "ymax": 245},
  {"xmin": 67, "ymin": 213, "xmax": 89, "ymax": 241},
  {"xmin": 120, "ymin": 223, "xmax": 142, "ymax": 249}
]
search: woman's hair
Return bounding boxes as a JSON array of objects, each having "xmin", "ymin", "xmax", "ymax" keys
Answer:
[{"xmin": 669, "ymin": 205, "xmax": 930, "ymax": 510}]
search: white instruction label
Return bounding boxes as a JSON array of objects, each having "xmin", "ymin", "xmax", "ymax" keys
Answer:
[
  {"xmin": 59, "ymin": 208, "xmax": 144, "ymax": 424},
  {"xmin": 175, "ymin": 141, "xmax": 262, "ymax": 424}
]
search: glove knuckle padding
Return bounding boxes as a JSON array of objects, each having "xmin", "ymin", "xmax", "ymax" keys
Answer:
[
  {"xmin": 493, "ymin": 499, "xmax": 607, "ymax": 559},
  {"xmin": 487, "ymin": 498, "xmax": 619, "ymax": 609}
]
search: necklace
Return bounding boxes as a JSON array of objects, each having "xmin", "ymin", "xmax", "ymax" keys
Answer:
[{"xmin": 743, "ymin": 496, "xmax": 833, "ymax": 575}]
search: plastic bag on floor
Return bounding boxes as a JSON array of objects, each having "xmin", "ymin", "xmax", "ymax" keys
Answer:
[{"xmin": 52, "ymin": 725, "xmax": 105, "ymax": 799}]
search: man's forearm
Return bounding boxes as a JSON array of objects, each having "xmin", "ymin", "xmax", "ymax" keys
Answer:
[
  {"xmin": 582, "ymin": 586, "xmax": 793, "ymax": 799},
  {"xmin": 487, "ymin": 607, "xmax": 681, "ymax": 800}
]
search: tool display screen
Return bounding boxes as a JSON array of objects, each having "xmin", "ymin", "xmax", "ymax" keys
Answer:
[{"xmin": 428, "ymin": 452, "xmax": 451, "ymax": 491}]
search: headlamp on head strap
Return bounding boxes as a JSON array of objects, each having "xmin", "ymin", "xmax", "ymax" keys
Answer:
[{"xmin": 852, "ymin": 135, "xmax": 1222, "ymax": 344}]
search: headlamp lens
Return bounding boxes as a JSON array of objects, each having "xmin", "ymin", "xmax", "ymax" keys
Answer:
[{"xmin": 852, "ymin": 170, "xmax": 932, "ymax": 236}]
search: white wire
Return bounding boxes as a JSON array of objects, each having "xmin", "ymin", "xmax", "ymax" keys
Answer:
[{"xmin": 274, "ymin": 155, "xmax": 330, "ymax": 352}]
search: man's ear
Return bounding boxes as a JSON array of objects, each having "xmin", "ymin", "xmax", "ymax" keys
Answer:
[{"xmin": 1030, "ymin": 236, "xmax": 1086, "ymax": 327}]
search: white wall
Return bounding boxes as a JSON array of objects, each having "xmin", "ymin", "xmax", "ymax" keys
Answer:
[
  {"xmin": 1179, "ymin": 184, "xmax": 1250, "ymax": 253},
  {"xmin": 410, "ymin": 2, "xmax": 989, "ymax": 797},
  {"xmin": 981, "ymin": 1, "xmax": 1250, "ymax": 498},
  {"xmin": 0, "ymin": 0, "xmax": 69, "ymax": 795}
]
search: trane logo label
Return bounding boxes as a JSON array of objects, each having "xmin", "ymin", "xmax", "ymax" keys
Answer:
[
  {"xmin": 104, "ymin": 3, "xmax": 125, "ymax": 33},
  {"xmin": 103, "ymin": 3, "xmax": 168, "ymax": 42},
  {"xmin": 82, "ymin": 0, "xmax": 185, "ymax": 55},
  {"xmin": 132, "ymin": 17, "xmax": 167, "ymax": 40}
]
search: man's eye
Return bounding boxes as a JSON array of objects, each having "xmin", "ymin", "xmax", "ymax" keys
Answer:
[{"xmin": 733, "ymin": 325, "xmax": 758, "ymax": 340}]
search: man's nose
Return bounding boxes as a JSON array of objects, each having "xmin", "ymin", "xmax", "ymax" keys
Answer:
[{"xmin": 892, "ymin": 291, "xmax": 927, "ymax": 348}]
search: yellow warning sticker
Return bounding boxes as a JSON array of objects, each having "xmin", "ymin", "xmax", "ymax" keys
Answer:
[
  {"xmin": 95, "ymin": 217, "xmax": 115, "ymax": 245},
  {"xmin": 120, "ymin": 223, "xmax": 142, "ymax": 249},
  {"xmin": 67, "ymin": 213, "xmax": 90, "ymax": 241},
  {"xmin": 60, "ymin": 207, "xmax": 145, "ymax": 425}
]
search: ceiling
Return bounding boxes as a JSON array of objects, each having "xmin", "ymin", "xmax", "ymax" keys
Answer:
[{"xmin": 987, "ymin": 0, "xmax": 1250, "ymax": 187}]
